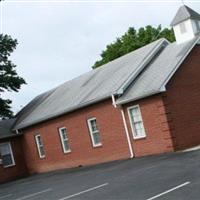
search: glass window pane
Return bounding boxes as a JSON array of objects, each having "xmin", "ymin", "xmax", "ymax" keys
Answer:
[
  {"xmin": 63, "ymin": 140, "xmax": 70, "ymax": 151},
  {"xmin": 133, "ymin": 115, "xmax": 141, "ymax": 122},
  {"xmin": 61, "ymin": 128, "xmax": 66, "ymax": 134},
  {"xmin": 88, "ymin": 118, "xmax": 101, "ymax": 146},
  {"xmin": 2, "ymin": 154, "xmax": 13, "ymax": 166},
  {"xmin": 90, "ymin": 119, "xmax": 98, "ymax": 132},
  {"xmin": 39, "ymin": 146, "xmax": 45, "ymax": 157},
  {"xmin": 93, "ymin": 131, "xmax": 101, "ymax": 145},
  {"xmin": 0, "ymin": 143, "xmax": 14, "ymax": 166},
  {"xmin": 135, "ymin": 129, "xmax": 142, "ymax": 136},
  {"xmin": 62, "ymin": 131, "xmax": 67, "ymax": 140},
  {"xmin": 37, "ymin": 136, "xmax": 42, "ymax": 146},
  {"xmin": 35, "ymin": 135, "xmax": 45, "ymax": 158},
  {"xmin": 130, "ymin": 107, "xmax": 141, "ymax": 122},
  {"xmin": 132, "ymin": 107, "xmax": 139, "ymax": 115},
  {"xmin": 134, "ymin": 122, "xmax": 144, "ymax": 136},
  {"xmin": 130, "ymin": 112, "xmax": 135, "ymax": 123},
  {"xmin": 59, "ymin": 128, "xmax": 70, "ymax": 152},
  {"xmin": 134, "ymin": 122, "xmax": 142, "ymax": 129},
  {"xmin": 129, "ymin": 106, "xmax": 146, "ymax": 138}
]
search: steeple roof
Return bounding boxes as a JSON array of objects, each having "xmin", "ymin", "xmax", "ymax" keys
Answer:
[{"xmin": 171, "ymin": 5, "xmax": 200, "ymax": 26}]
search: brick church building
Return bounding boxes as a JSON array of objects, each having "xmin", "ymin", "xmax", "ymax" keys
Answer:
[{"xmin": 1, "ymin": 5, "xmax": 200, "ymax": 183}]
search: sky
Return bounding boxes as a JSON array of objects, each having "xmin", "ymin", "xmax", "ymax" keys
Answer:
[{"xmin": 1, "ymin": 0, "xmax": 200, "ymax": 113}]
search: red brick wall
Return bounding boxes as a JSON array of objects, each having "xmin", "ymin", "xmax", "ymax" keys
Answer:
[
  {"xmin": 0, "ymin": 136, "xmax": 28, "ymax": 183},
  {"xmin": 164, "ymin": 45, "xmax": 200, "ymax": 150},
  {"xmin": 2, "ymin": 45, "xmax": 199, "ymax": 179},
  {"xmin": 22, "ymin": 99, "xmax": 130, "ymax": 174},
  {"xmin": 122, "ymin": 94, "xmax": 174, "ymax": 157}
]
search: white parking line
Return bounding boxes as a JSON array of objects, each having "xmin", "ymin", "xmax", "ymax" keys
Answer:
[
  {"xmin": 0, "ymin": 194, "xmax": 12, "ymax": 199},
  {"xmin": 146, "ymin": 181, "xmax": 190, "ymax": 200},
  {"xmin": 58, "ymin": 183, "xmax": 109, "ymax": 200},
  {"xmin": 15, "ymin": 188, "xmax": 52, "ymax": 200}
]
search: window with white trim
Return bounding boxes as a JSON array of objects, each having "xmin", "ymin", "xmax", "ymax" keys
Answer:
[
  {"xmin": 128, "ymin": 105, "xmax": 146, "ymax": 139},
  {"xmin": 0, "ymin": 142, "xmax": 15, "ymax": 167},
  {"xmin": 35, "ymin": 135, "xmax": 45, "ymax": 158},
  {"xmin": 179, "ymin": 22, "xmax": 187, "ymax": 34},
  {"xmin": 87, "ymin": 118, "xmax": 102, "ymax": 147},
  {"xmin": 59, "ymin": 127, "xmax": 71, "ymax": 153}
]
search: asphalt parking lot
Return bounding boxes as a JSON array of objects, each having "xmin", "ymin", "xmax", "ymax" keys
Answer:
[{"xmin": 1, "ymin": 149, "xmax": 200, "ymax": 200}]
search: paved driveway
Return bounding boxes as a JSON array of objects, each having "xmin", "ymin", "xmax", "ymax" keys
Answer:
[{"xmin": 1, "ymin": 150, "xmax": 200, "ymax": 200}]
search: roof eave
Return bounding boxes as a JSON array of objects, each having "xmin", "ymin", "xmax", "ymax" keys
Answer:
[
  {"xmin": 116, "ymin": 91, "xmax": 163, "ymax": 106},
  {"xmin": 170, "ymin": 17, "xmax": 190, "ymax": 26},
  {"xmin": 0, "ymin": 133, "xmax": 22, "ymax": 140},
  {"xmin": 13, "ymin": 94, "xmax": 112, "ymax": 130},
  {"xmin": 171, "ymin": 16, "xmax": 200, "ymax": 26}
]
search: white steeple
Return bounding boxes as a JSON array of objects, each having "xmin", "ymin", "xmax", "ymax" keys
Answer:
[{"xmin": 171, "ymin": 5, "xmax": 200, "ymax": 44}]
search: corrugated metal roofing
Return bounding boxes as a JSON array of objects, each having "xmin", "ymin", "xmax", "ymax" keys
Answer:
[
  {"xmin": 171, "ymin": 5, "xmax": 200, "ymax": 26},
  {"xmin": 11, "ymin": 35, "xmax": 200, "ymax": 131},
  {"xmin": 0, "ymin": 118, "xmax": 16, "ymax": 139},
  {"xmin": 116, "ymin": 36, "xmax": 200, "ymax": 105},
  {"xmin": 14, "ymin": 39, "xmax": 165, "ymax": 130}
]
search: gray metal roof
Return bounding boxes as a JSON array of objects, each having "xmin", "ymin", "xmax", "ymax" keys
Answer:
[
  {"xmin": 171, "ymin": 5, "xmax": 200, "ymax": 26},
  {"xmin": 14, "ymin": 39, "xmax": 165, "ymax": 130},
  {"xmin": 116, "ymin": 36, "xmax": 200, "ymax": 105},
  {"xmin": 0, "ymin": 118, "xmax": 17, "ymax": 139},
  {"xmin": 12, "ymin": 35, "xmax": 200, "ymax": 130}
]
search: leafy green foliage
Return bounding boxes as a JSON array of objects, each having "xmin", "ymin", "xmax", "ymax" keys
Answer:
[
  {"xmin": 0, "ymin": 34, "xmax": 26, "ymax": 119},
  {"xmin": 92, "ymin": 25, "xmax": 175, "ymax": 69}
]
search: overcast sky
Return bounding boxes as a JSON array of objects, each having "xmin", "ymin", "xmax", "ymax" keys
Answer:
[{"xmin": 1, "ymin": 0, "xmax": 200, "ymax": 113}]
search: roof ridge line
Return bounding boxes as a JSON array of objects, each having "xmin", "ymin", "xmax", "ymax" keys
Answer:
[
  {"xmin": 115, "ymin": 38, "xmax": 169, "ymax": 96},
  {"xmin": 183, "ymin": 5, "xmax": 192, "ymax": 17}
]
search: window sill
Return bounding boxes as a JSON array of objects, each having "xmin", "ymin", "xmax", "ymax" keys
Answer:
[
  {"xmin": 3, "ymin": 163, "xmax": 16, "ymax": 168},
  {"xmin": 63, "ymin": 150, "xmax": 71, "ymax": 154},
  {"xmin": 39, "ymin": 156, "xmax": 46, "ymax": 159},
  {"xmin": 133, "ymin": 136, "xmax": 146, "ymax": 140},
  {"xmin": 93, "ymin": 143, "xmax": 103, "ymax": 148}
]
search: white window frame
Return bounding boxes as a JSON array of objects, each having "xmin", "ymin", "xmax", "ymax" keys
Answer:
[
  {"xmin": 35, "ymin": 134, "xmax": 45, "ymax": 159},
  {"xmin": 87, "ymin": 117, "xmax": 102, "ymax": 147},
  {"xmin": 127, "ymin": 105, "xmax": 146, "ymax": 140},
  {"xmin": 0, "ymin": 142, "xmax": 15, "ymax": 168},
  {"xmin": 59, "ymin": 127, "xmax": 71, "ymax": 154}
]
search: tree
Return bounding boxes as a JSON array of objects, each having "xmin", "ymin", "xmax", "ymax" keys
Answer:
[
  {"xmin": 0, "ymin": 34, "xmax": 26, "ymax": 119},
  {"xmin": 92, "ymin": 25, "xmax": 175, "ymax": 69}
]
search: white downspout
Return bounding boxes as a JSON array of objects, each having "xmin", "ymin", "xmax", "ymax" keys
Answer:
[
  {"xmin": 111, "ymin": 94, "xmax": 134, "ymax": 158},
  {"xmin": 120, "ymin": 108, "xmax": 134, "ymax": 158},
  {"xmin": 111, "ymin": 94, "xmax": 117, "ymax": 108}
]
